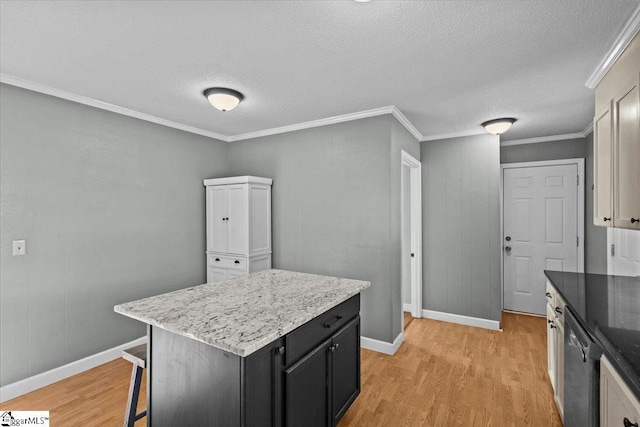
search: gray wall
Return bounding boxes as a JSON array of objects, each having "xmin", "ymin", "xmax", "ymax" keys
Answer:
[
  {"xmin": 228, "ymin": 115, "xmax": 408, "ymax": 343},
  {"xmin": 584, "ymin": 133, "xmax": 608, "ymax": 274},
  {"xmin": 499, "ymin": 136, "xmax": 607, "ymax": 274},
  {"xmin": 421, "ymin": 134, "xmax": 502, "ymax": 321},
  {"xmin": 0, "ymin": 84, "xmax": 229, "ymax": 386},
  {"xmin": 390, "ymin": 120, "xmax": 421, "ymax": 335},
  {"xmin": 500, "ymin": 138, "xmax": 587, "ymax": 164}
]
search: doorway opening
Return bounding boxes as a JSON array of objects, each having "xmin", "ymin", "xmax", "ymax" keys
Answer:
[
  {"xmin": 501, "ymin": 159, "xmax": 584, "ymax": 316},
  {"xmin": 401, "ymin": 150, "xmax": 422, "ymax": 330}
]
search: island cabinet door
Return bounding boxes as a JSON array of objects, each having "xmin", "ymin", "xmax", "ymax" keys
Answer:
[
  {"xmin": 284, "ymin": 338, "xmax": 332, "ymax": 427},
  {"xmin": 331, "ymin": 317, "xmax": 360, "ymax": 425}
]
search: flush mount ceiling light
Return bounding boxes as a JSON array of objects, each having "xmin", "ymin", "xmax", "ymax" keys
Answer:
[
  {"xmin": 203, "ymin": 88, "xmax": 244, "ymax": 112},
  {"xmin": 481, "ymin": 118, "xmax": 517, "ymax": 135}
]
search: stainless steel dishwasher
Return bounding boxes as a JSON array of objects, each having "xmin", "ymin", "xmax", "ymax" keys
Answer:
[{"xmin": 564, "ymin": 307, "xmax": 603, "ymax": 427}]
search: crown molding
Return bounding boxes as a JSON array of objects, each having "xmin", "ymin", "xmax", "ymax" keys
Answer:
[
  {"xmin": 585, "ymin": 4, "xmax": 640, "ymax": 89},
  {"xmin": 389, "ymin": 106, "xmax": 423, "ymax": 141},
  {"xmin": 0, "ymin": 73, "xmax": 231, "ymax": 142},
  {"xmin": 420, "ymin": 128, "xmax": 486, "ymax": 142},
  {"xmin": 500, "ymin": 122, "xmax": 593, "ymax": 147},
  {"xmin": 1, "ymin": 74, "xmax": 424, "ymax": 144},
  {"xmin": 228, "ymin": 106, "xmax": 422, "ymax": 142}
]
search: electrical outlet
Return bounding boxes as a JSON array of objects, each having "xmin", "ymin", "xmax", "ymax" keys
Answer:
[{"xmin": 13, "ymin": 240, "xmax": 26, "ymax": 256}]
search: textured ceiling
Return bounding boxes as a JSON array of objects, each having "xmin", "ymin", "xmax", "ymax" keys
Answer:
[{"xmin": 1, "ymin": 1, "xmax": 638, "ymax": 141}]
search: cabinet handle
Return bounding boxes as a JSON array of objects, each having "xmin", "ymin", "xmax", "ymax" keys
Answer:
[
  {"xmin": 328, "ymin": 343, "xmax": 340, "ymax": 352},
  {"xmin": 234, "ymin": 260, "xmax": 240, "ymax": 264},
  {"xmin": 631, "ymin": 218, "xmax": 639, "ymax": 224},
  {"xmin": 546, "ymin": 292, "xmax": 552, "ymax": 299},
  {"xmin": 555, "ymin": 307, "xmax": 563, "ymax": 315},
  {"xmin": 604, "ymin": 217, "xmax": 611, "ymax": 222},
  {"xmin": 548, "ymin": 319, "xmax": 555, "ymax": 329},
  {"xmin": 215, "ymin": 258, "xmax": 220, "ymax": 262},
  {"xmin": 323, "ymin": 315, "xmax": 343, "ymax": 329},
  {"xmin": 623, "ymin": 417, "xmax": 638, "ymax": 427}
]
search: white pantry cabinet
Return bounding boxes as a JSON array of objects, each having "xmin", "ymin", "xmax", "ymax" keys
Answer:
[
  {"xmin": 593, "ymin": 32, "xmax": 640, "ymax": 230},
  {"xmin": 600, "ymin": 355, "xmax": 640, "ymax": 427},
  {"xmin": 204, "ymin": 176, "xmax": 272, "ymax": 283}
]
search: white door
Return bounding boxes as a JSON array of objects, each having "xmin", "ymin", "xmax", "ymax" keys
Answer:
[
  {"xmin": 503, "ymin": 164, "xmax": 579, "ymax": 315},
  {"xmin": 207, "ymin": 187, "xmax": 227, "ymax": 253}
]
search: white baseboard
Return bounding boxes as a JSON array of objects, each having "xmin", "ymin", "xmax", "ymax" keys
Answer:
[
  {"xmin": 361, "ymin": 331, "xmax": 404, "ymax": 356},
  {"xmin": 422, "ymin": 309, "xmax": 501, "ymax": 331},
  {"xmin": 0, "ymin": 336, "xmax": 146, "ymax": 403},
  {"xmin": 403, "ymin": 303, "xmax": 413, "ymax": 312}
]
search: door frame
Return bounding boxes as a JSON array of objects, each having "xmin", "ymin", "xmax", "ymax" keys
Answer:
[
  {"xmin": 401, "ymin": 150, "xmax": 423, "ymax": 323},
  {"xmin": 500, "ymin": 158, "xmax": 585, "ymax": 312}
]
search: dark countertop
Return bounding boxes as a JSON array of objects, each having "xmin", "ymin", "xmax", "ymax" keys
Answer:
[{"xmin": 544, "ymin": 270, "xmax": 640, "ymax": 400}]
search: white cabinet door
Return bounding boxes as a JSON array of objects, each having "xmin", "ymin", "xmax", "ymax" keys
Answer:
[
  {"xmin": 555, "ymin": 322, "xmax": 565, "ymax": 420},
  {"xmin": 613, "ymin": 80, "xmax": 640, "ymax": 229},
  {"xmin": 226, "ymin": 185, "xmax": 247, "ymax": 255},
  {"xmin": 207, "ymin": 187, "xmax": 227, "ymax": 253},
  {"xmin": 547, "ymin": 304, "xmax": 557, "ymax": 391},
  {"xmin": 594, "ymin": 103, "xmax": 614, "ymax": 227},
  {"xmin": 601, "ymin": 356, "xmax": 640, "ymax": 427}
]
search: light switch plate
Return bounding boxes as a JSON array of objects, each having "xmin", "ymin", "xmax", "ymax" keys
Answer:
[{"xmin": 13, "ymin": 240, "xmax": 26, "ymax": 256}]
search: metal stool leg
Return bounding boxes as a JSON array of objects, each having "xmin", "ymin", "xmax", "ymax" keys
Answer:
[{"xmin": 124, "ymin": 364, "xmax": 144, "ymax": 427}]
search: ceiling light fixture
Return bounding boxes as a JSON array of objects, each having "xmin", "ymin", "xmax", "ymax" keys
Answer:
[
  {"xmin": 482, "ymin": 118, "xmax": 517, "ymax": 135},
  {"xmin": 204, "ymin": 88, "xmax": 244, "ymax": 112}
]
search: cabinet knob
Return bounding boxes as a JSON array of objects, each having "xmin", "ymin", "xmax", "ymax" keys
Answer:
[
  {"xmin": 604, "ymin": 217, "xmax": 611, "ymax": 222},
  {"xmin": 623, "ymin": 417, "xmax": 638, "ymax": 427},
  {"xmin": 631, "ymin": 218, "xmax": 639, "ymax": 224},
  {"xmin": 275, "ymin": 346, "xmax": 285, "ymax": 356}
]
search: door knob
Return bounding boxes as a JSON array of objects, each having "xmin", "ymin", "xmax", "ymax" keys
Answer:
[{"xmin": 505, "ymin": 246, "xmax": 512, "ymax": 253}]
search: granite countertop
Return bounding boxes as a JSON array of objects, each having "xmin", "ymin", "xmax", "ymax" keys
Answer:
[
  {"xmin": 114, "ymin": 269, "xmax": 370, "ymax": 357},
  {"xmin": 544, "ymin": 270, "xmax": 640, "ymax": 399}
]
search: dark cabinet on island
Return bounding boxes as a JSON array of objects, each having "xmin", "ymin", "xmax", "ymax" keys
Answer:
[{"xmin": 115, "ymin": 269, "xmax": 370, "ymax": 427}]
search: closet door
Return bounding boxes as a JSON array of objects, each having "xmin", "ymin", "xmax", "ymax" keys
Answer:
[
  {"xmin": 594, "ymin": 103, "xmax": 614, "ymax": 227},
  {"xmin": 226, "ymin": 185, "xmax": 248, "ymax": 255},
  {"xmin": 613, "ymin": 79, "xmax": 640, "ymax": 229},
  {"xmin": 207, "ymin": 187, "xmax": 228, "ymax": 253}
]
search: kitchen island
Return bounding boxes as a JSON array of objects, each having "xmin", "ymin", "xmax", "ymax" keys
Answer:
[{"xmin": 115, "ymin": 269, "xmax": 370, "ymax": 427}]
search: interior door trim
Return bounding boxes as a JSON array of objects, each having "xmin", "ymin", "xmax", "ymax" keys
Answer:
[{"xmin": 500, "ymin": 158, "xmax": 585, "ymax": 315}]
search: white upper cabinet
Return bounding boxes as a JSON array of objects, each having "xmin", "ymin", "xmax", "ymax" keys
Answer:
[
  {"xmin": 205, "ymin": 176, "xmax": 272, "ymax": 256},
  {"xmin": 613, "ymin": 79, "xmax": 640, "ymax": 229},
  {"xmin": 594, "ymin": 33, "xmax": 640, "ymax": 231},
  {"xmin": 594, "ymin": 102, "xmax": 613, "ymax": 226}
]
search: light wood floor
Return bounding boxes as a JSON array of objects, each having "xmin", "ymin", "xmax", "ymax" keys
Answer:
[
  {"xmin": 1, "ymin": 312, "xmax": 560, "ymax": 426},
  {"xmin": 404, "ymin": 311, "xmax": 414, "ymax": 329}
]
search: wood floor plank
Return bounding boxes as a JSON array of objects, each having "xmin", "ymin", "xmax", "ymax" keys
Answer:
[{"xmin": 1, "ymin": 312, "xmax": 561, "ymax": 426}]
